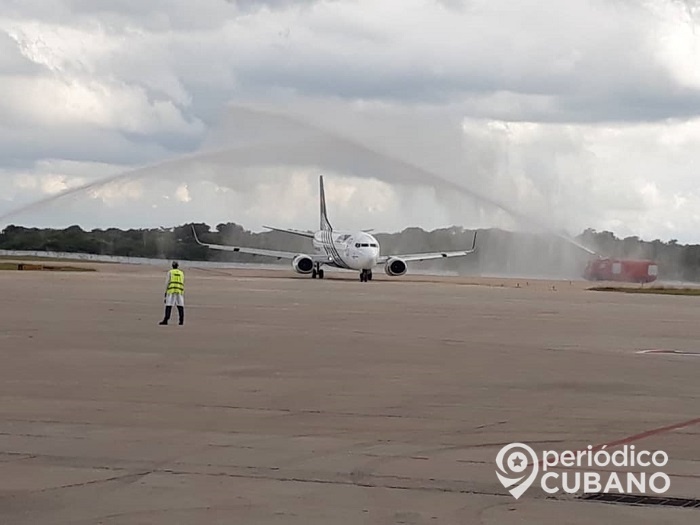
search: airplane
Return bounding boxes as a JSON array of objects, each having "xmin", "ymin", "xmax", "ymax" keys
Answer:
[{"xmin": 191, "ymin": 175, "xmax": 477, "ymax": 282}]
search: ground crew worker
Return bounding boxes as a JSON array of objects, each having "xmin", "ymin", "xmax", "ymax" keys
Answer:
[{"xmin": 159, "ymin": 261, "xmax": 185, "ymax": 325}]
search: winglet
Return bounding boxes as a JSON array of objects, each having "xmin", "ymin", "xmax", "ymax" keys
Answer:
[{"xmin": 470, "ymin": 230, "xmax": 478, "ymax": 252}]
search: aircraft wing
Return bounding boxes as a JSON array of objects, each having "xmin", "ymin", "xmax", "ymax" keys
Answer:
[
  {"xmin": 377, "ymin": 232, "xmax": 478, "ymax": 264},
  {"xmin": 191, "ymin": 227, "xmax": 331, "ymax": 262},
  {"xmin": 262, "ymin": 225, "xmax": 316, "ymax": 239}
]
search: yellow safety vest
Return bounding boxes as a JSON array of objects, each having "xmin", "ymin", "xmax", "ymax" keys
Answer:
[{"xmin": 166, "ymin": 269, "xmax": 184, "ymax": 295}]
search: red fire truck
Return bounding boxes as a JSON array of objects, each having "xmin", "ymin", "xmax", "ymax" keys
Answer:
[{"xmin": 583, "ymin": 258, "xmax": 659, "ymax": 283}]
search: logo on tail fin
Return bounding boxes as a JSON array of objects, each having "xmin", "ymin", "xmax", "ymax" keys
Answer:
[{"xmin": 320, "ymin": 175, "xmax": 333, "ymax": 231}]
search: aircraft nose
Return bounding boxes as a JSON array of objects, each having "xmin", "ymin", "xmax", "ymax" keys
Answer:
[{"xmin": 360, "ymin": 249, "xmax": 378, "ymax": 268}]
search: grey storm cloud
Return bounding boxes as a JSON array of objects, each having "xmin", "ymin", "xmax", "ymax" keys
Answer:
[
  {"xmin": 3, "ymin": 0, "xmax": 700, "ymax": 123},
  {"xmin": 2, "ymin": 0, "xmax": 700, "ymax": 242}
]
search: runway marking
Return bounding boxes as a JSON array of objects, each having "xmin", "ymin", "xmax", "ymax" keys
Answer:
[
  {"xmin": 529, "ymin": 416, "xmax": 700, "ymax": 467},
  {"xmin": 589, "ymin": 416, "xmax": 700, "ymax": 451},
  {"xmin": 637, "ymin": 349, "xmax": 700, "ymax": 357}
]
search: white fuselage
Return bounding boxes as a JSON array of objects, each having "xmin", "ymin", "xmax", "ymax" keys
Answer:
[{"xmin": 312, "ymin": 230, "xmax": 380, "ymax": 270}]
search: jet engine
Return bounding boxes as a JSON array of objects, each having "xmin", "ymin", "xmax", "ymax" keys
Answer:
[
  {"xmin": 384, "ymin": 257, "xmax": 407, "ymax": 277},
  {"xmin": 292, "ymin": 254, "xmax": 314, "ymax": 274}
]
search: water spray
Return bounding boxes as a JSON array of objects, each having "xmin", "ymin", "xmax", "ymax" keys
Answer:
[{"xmin": 0, "ymin": 104, "xmax": 598, "ymax": 257}]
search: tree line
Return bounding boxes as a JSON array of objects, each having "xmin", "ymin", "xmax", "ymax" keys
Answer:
[{"xmin": 1, "ymin": 223, "xmax": 698, "ymax": 281}]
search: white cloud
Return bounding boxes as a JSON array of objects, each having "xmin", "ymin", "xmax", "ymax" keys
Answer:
[
  {"xmin": 3, "ymin": 19, "xmax": 119, "ymax": 74},
  {"xmin": 12, "ymin": 173, "xmax": 85, "ymax": 195},
  {"xmin": 174, "ymin": 183, "xmax": 191, "ymax": 203},
  {"xmin": 0, "ymin": 75, "xmax": 201, "ymax": 134},
  {"xmin": 647, "ymin": 0, "xmax": 700, "ymax": 88},
  {"xmin": 88, "ymin": 179, "xmax": 145, "ymax": 206},
  {"xmin": 7, "ymin": 159, "xmax": 119, "ymax": 198}
]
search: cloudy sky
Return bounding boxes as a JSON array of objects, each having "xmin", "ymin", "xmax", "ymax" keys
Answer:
[{"xmin": 1, "ymin": 0, "xmax": 700, "ymax": 243}]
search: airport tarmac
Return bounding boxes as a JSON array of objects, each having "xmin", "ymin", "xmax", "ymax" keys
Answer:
[{"xmin": 0, "ymin": 263, "xmax": 699, "ymax": 524}]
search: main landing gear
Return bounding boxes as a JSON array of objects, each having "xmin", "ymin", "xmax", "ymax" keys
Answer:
[
  {"xmin": 312, "ymin": 264, "xmax": 325, "ymax": 279},
  {"xmin": 359, "ymin": 269, "xmax": 373, "ymax": 282}
]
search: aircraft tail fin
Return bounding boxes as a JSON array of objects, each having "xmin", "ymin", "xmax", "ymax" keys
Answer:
[{"xmin": 319, "ymin": 175, "xmax": 333, "ymax": 232}]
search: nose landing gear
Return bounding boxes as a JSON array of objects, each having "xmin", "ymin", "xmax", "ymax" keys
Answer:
[
  {"xmin": 312, "ymin": 264, "xmax": 325, "ymax": 279},
  {"xmin": 359, "ymin": 269, "xmax": 373, "ymax": 282}
]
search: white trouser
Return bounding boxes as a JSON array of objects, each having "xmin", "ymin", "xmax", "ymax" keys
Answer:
[{"xmin": 165, "ymin": 293, "xmax": 184, "ymax": 306}]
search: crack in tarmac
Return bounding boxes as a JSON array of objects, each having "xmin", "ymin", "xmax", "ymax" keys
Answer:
[{"xmin": 157, "ymin": 466, "xmax": 511, "ymax": 497}]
